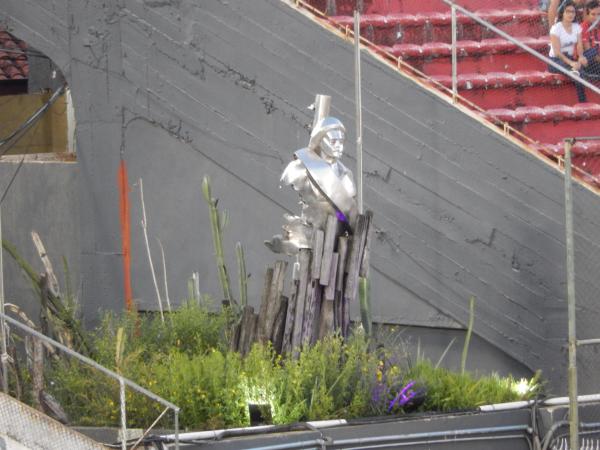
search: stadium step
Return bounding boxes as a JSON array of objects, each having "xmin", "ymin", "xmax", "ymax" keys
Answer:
[
  {"xmin": 487, "ymin": 104, "xmax": 600, "ymax": 144},
  {"xmin": 310, "ymin": 0, "xmax": 540, "ymax": 15},
  {"xmin": 431, "ymin": 72, "xmax": 600, "ymax": 109},
  {"xmin": 534, "ymin": 141, "xmax": 600, "ymax": 185},
  {"xmin": 329, "ymin": 9, "xmax": 547, "ymax": 46},
  {"xmin": 304, "ymin": 0, "xmax": 600, "ymax": 187},
  {"xmin": 385, "ymin": 37, "xmax": 549, "ymax": 75}
]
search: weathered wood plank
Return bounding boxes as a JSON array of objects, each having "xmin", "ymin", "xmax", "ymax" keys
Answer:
[
  {"xmin": 303, "ymin": 281, "xmax": 322, "ymax": 345},
  {"xmin": 291, "ymin": 249, "xmax": 311, "ymax": 353},
  {"xmin": 359, "ymin": 211, "xmax": 373, "ymax": 278},
  {"xmin": 320, "ymin": 215, "xmax": 338, "ymax": 285},
  {"xmin": 311, "ymin": 229, "xmax": 325, "ymax": 280},
  {"xmin": 344, "ymin": 212, "xmax": 371, "ymax": 302},
  {"xmin": 324, "ymin": 253, "xmax": 339, "ymax": 301},
  {"xmin": 238, "ymin": 305, "xmax": 257, "ymax": 356},
  {"xmin": 282, "ymin": 278, "xmax": 299, "ymax": 355},
  {"xmin": 301, "ymin": 281, "xmax": 314, "ymax": 345},
  {"xmin": 318, "ymin": 299, "xmax": 335, "ymax": 340},
  {"xmin": 334, "ymin": 291, "xmax": 342, "ymax": 332},
  {"xmin": 230, "ymin": 320, "xmax": 241, "ymax": 352},
  {"xmin": 271, "ymin": 296, "xmax": 288, "ymax": 354},
  {"xmin": 261, "ymin": 260, "xmax": 288, "ymax": 343},
  {"xmin": 342, "ymin": 294, "xmax": 350, "ymax": 338},
  {"xmin": 31, "ymin": 231, "xmax": 60, "ymax": 297},
  {"xmin": 246, "ymin": 314, "xmax": 258, "ymax": 355},
  {"xmin": 256, "ymin": 267, "xmax": 274, "ymax": 343},
  {"xmin": 336, "ymin": 236, "xmax": 348, "ymax": 292}
]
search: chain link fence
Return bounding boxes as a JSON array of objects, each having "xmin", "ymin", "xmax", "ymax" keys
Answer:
[{"xmin": 300, "ymin": 0, "xmax": 600, "ymax": 188}]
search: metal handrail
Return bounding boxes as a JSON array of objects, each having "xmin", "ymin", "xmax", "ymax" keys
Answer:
[
  {"xmin": 289, "ymin": 0, "xmax": 546, "ymax": 150},
  {"xmin": 0, "ymin": 311, "xmax": 180, "ymax": 450},
  {"xmin": 289, "ymin": 0, "xmax": 600, "ymax": 194},
  {"xmin": 444, "ymin": 0, "xmax": 600, "ymax": 98}
]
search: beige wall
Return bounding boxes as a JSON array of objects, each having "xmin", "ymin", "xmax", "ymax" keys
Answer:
[{"xmin": 0, "ymin": 92, "xmax": 68, "ymax": 154}]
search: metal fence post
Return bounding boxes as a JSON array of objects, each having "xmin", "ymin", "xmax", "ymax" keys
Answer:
[
  {"xmin": 354, "ymin": 9, "xmax": 363, "ymax": 214},
  {"xmin": 451, "ymin": 5, "xmax": 457, "ymax": 104},
  {"xmin": 119, "ymin": 377, "xmax": 127, "ymax": 450},
  {"xmin": 564, "ymin": 138, "xmax": 579, "ymax": 450},
  {"xmin": 174, "ymin": 408, "xmax": 180, "ymax": 450},
  {"xmin": 0, "ymin": 207, "xmax": 7, "ymax": 394}
]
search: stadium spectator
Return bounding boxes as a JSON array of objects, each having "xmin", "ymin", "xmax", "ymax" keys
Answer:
[
  {"xmin": 581, "ymin": 0, "xmax": 600, "ymax": 76},
  {"xmin": 548, "ymin": 0, "xmax": 588, "ymax": 101},
  {"xmin": 547, "ymin": 0, "xmax": 585, "ymax": 25}
]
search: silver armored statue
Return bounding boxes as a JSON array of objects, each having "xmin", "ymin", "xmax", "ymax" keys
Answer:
[{"xmin": 266, "ymin": 95, "xmax": 357, "ymax": 255}]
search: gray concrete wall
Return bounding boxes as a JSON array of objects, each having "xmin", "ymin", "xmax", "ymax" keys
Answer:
[
  {"xmin": 2, "ymin": 0, "xmax": 600, "ymax": 393},
  {"xmin": 0, "ymin": 161, "xmax": 80, "ymax": 323}
]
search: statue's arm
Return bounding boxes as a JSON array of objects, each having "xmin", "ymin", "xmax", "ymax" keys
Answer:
[{"xmin": 280, "ymin": 160, "xmax": 309, "ymax": 192}]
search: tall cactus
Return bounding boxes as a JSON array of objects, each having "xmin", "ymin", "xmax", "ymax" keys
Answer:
[
  {"xmin": 236, "ymin": 242, "xmax": 248, "ymax": 308},
  {"xmin": 202, "ymin": 176, "xmax": 234, "ymax": 306}
]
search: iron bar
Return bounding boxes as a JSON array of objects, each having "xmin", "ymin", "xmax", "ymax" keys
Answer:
[
  {"xmin": 243, "ymin": 425, "xmax": 531, "ymax": 450},
  {"xmin": 451, "ymin": 5, "xmax": 457, "ymax": 104},
  {"xmin": 0, "ymin": 311, "xmax": 179, "ymax": 410},
  {"xmin": 131, "ymin": 406, "xmax": 171, "ymax": 450},
  {"xmin": 332, "ymin": 425, "xmax": 532, "ymax": 447},
  {"xmin": 174, "ymin": 408, "xmax": 180, "ymax": 450},
  {"xmin": 120, "ymin": 377, "xmax": 127, "ymax": 450},
  {"xmin": 564, "ymin": 138, "xmax": 579, "ymax": 450},
  {"xmin": 354, "ymin": 9, "xmax": 363, "ymax": 214},
  {"xmin": 0, "ymin": 207, "xmax": 7, "ymax": 394},
  {"xmin": 340, "ymin": 434, "xmax": 530, "ymax": 450},
  {"xmin": 244, "ymin": 439, "xmax": 326, "ymax": 450},
  {"xmin": 442, "ymin": 0, "xmax": 600, "ymax": 96}
]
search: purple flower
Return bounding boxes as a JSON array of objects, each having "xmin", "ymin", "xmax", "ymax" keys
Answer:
[
  {"xmin": 388, "ymin": 381, "xmax": 416, "ymax": 412},
  {"xmin": 335, "ymin": 210, "xmax": 348, "ymax": 223}
]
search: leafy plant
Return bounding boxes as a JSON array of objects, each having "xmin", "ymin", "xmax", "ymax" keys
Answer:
[{"xmin": 44, "ymin": 306, "xmax": 540, "ymax": 430}]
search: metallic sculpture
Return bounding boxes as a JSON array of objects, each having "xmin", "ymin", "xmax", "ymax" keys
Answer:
[{"xmin": 266, "ymin": 95, "xmax": 357, "ymax": 255}]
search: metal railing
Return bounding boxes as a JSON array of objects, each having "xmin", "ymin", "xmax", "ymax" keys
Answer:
[
  {"xmin": 0, "ymin": 311, "xmax": 180, "ymax": 450},
  {"xmin": 561, "ymin": 135, "xmax": 600, "ymax": 450},
  {"xmin": 290, "ymin": 0, "xmax": 600, "ymax": 192},
  {"xmin": 444, "ymin": 0, "xmax": 600, "ymax": 102}
]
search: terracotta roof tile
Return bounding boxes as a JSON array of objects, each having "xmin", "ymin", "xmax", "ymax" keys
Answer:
[{"xmin": 0, "ymin": 31, "xmax": 28, "ymax": 81}]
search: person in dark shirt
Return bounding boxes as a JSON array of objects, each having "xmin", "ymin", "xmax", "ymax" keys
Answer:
[
  {"xmin": 581, "ymin": 0, "xmax": 600, "ymax": 75},
  {"xmin": 547, "ymin": 0, "xmax": 585, "ymax": 25}
]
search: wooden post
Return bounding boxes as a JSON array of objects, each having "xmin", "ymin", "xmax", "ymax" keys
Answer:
[
  {"xmin": 320, "ymin": 216, "xmax": 338, "ymax": 285},
  {"xmin": 335, "ymin": 237, "xmax": 348, "ymax": 333},
  {"xmin": 359, "ymin": 213, "xmax": 373, "ymax": 277},
  {"xmin": 303, "ymin": 281, "xmax": 322, "ymax": 345},
  {"xmin": 238, "ymin": 306, "xmax": 257, "ymax": 356},
  {"xmin": 311, "ymin": 230, "xmax": 325, "ymax": 281},
  {"xmin": 344, "ymin": 212, "xmax": 372, "ymax": 302},
  {"xmin": 336, "ymin": 237, "xmax": 348, "ymax": 292},
  {"xmin": 324, "ymin": 253, "xmax": 339, "ymax": 302},
  {"xmin": 282, "ymin": 263, "xmax": 300, "ymax": 354},
  {"xmin": 31, "ymin": 337, "xmax": 44, "ymax": 411},
  {"xmin": 291, "ymin": 249, "xmax": 311, "ymax": 353},
  {"xmin": 266, "ymin": 261, "xmax": 288, "ymax": 340},
  {"xmin": 256, "ymin": 267, "xmax": 274, "ymax": 343},
  {"xmin": 230, "ymin": 320, "xmax": 241, "ymax": 352},
  {"xmin": 318, "ymin": 299, "xmax": 335, "ymax": 340},
  {"xmin": 271, "ymin": 296, "xmax": 288, "ymax": 354}
]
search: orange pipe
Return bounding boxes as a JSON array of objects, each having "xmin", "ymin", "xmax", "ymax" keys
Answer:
[{"xmin": 118, "ymin": 159, "xmax": 134, "ymax": 311}]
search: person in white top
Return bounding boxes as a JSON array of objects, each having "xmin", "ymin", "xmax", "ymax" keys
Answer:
[
  {"xmin": 547, "ymin": 0, "xmax": 585, "ymax": 26},
  {"xmin": 548, "ymin": 0, "xmax": 589, "ymax": 102}
]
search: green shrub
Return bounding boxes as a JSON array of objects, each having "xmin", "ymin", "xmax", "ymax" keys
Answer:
[{"xmin": 46, "ymin": 303, "xmax": 539, "ymax": 430}]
